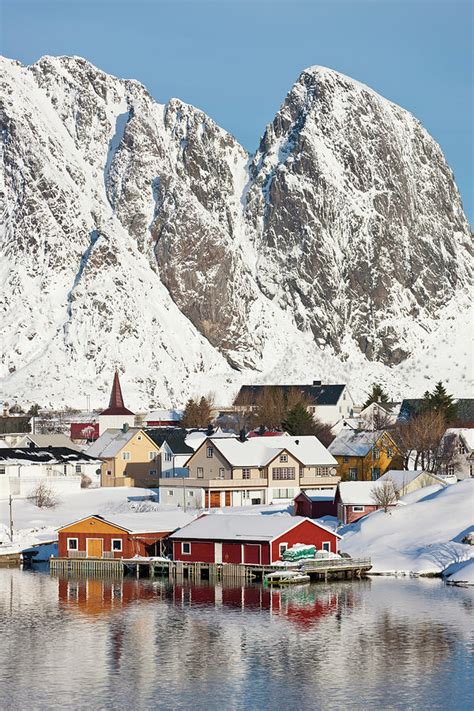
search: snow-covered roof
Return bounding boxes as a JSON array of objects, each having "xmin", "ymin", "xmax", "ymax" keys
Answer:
[
  {"xmin": 17, "ymin": 433, "xmax": 83, "ymax": 452},
  {"xmin": 0, "ymin": 447, "xmax": 100, "ymax": 464},
  {"xmin": 144, "ymin": 409, "xmax": 183, "ymax": 422},
  {"xmin": 337, "ymin": 481, "xmax": 381, "ymax": 505},
  {"xmin": 185, "ymin": 428, "xmax": 235, "ymax": 451},
  {"xmin": 446, "ymin": 428, "xmax": 474, "ymax": 451},
  {"xmin": 86, "ymin": 428, "xmax": 149, "ymax": 458},
  {"xmin": 59, "ymin": 511, "xmax": 195, "ymax": 534},
  {"xmin": 378, "ymin": 470, "xmax": 444, "ymax": 490},
  {"xmin": 329, "ymin": 429, "xmax": 386, "ymax": 457},
  {"xmin": 170, "ymin": 514, "xmax": 341, "ymax": 541},
  {"xmin": 209, "ymin": 435, "xmax": 336, "ymax": 467},
  {"xmin": 300, "ymin": 488, "xmax": 336, "ymax": 502}
]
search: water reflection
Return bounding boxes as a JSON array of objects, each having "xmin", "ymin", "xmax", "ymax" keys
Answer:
[{"xmin": 0, "ymin": 569, "xmax": 472, "ymax": 711}]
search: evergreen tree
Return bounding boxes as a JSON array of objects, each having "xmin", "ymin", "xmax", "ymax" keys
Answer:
[
  {"xmin": 181, "ymin": 398, "xmax": 201, "ymax": 428},
  {"xmin": 362, "ymin": 383, "xmax": 390, "ymax": 410},
  {"xmin": 283, "ymin": 403, "xmax": 317, "ymax": 436},
  {"xmin": 422, "ymin": 381, "xmax": 458, "ymax": 423}
]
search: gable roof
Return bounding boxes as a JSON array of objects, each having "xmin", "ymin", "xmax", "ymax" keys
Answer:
[
  {"xmin": 328, "ymin": 429, "xmax": 392, "ymax": 457},
  {"xmin": 0, "ymin": 447, "xmax": 100, "ymax": 464},
  {"xmin": 144, "ymin": 409, "xmax": 182, "ymax": 423},
  {"xmin": 86, "ymin": 428, "xmax": 157, "ymax": 459},
  {"xmin": 336, "ymin": 481, "xmax": 382, "ymax": 505},
  {"xmin": 146, "ymin": 428, "xmax": 194, "ymax": 455},
  {"xmin": 234, "ymin": 384, "xmax": 346, "ymax": 407},
  {"xmin": 203, "ymin": 435, "xmax": 337, "ymax": 468},
  {"xmin": 170, "ymin": 514, "xmax": 341, "ymax": 541},
  {"xmin": 298, "ymin": 488, "xmax": 337, "ymax": 502},
  {"xmin": 58, "ymin": 511, "xmax": 195, "ymax": 534},
  {"xmin": 17, "ymin": 434, "xmax": 83, "ymax": 452},
  {"xmin": 100, "ymin": 370, "xmax": 134, "ymax": 417},
  {"xmin": 378, "ymin": 469, "xmax": 445, "ymax": 490}
]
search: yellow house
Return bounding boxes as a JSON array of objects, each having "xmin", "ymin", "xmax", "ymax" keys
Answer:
[
  {"xmin": 86, "ymin": 427, "xmax": 161, "ymax": 487},
  {"xmin": 328, "ymin": 429, "xmax": 402, "ymax": 481}
]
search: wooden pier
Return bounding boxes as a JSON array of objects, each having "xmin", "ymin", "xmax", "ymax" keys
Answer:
[{"xmin": 50, "ymin": 556, "xmax": 372, "ymax": 582}]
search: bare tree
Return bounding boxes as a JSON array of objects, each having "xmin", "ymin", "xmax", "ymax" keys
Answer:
[
  {"xmin": 371, "ymin": 479, "xmax": 397, "ymax": 512},
  {"xmin": 28, "ymin": 481, "xmax": 60, "ymax": 508},
  {"xmin": 393, "ymin": 410, "xmax": 447, "ymax": 472}
]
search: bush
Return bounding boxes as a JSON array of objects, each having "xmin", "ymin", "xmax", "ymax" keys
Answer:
[
  {"xmin": 28, "ymin": 481, "xmax": 60, "ymax": 508},
  {"xmin": 80, "ymin": 474, "xmax": 92, "ymax": 489}
]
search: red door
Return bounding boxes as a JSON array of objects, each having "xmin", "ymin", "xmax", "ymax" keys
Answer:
[
  {"xmin": 225, "ymin": 491, "xmax": 231, "ymax": 507},
  {"xmin": 244, "ymin": 544, "xmax": 260, "ymax": 564}
]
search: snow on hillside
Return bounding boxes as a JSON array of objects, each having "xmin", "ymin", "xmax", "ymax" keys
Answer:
[
  {"xmin": 0, "ymin": 487, "xmax": 197, "ymax": 557},
  {"xmin": 340, "ymin": 480, "xmax": 474, "ymax": 577},
  {"xmin": 1, "ymin": 55, "xmax": 472, "ymax": 408}
]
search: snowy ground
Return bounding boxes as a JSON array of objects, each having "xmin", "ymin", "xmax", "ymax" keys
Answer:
[
  {"xmin": 339, "ymin": 480, "xmax": 474, "ymax": 580},
  {"xmin": 0, "ymin": 487, "xmax": 196, "ymax": 558}
]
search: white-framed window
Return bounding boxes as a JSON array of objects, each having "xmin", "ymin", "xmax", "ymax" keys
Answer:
[
  {"xmin": 197, "ymin": 467, "xmax": 204, "ymax": 478},
  {"xmin": 242, "ymin": 468, "xmax": 250, "ymax": 479},
  {"xmin": 322, "ymin": 542, "xmax": 331, "ymax": 552},
  {"xmin": 272, "ymin": 467, "xmax": 295, "ymax": 480},
  {"xmin": 75, "ymin": 464, "xmax": 82, "ymax": 473},
  {"xmin": 218, "ymin": 468, "xmax": 225, "ymax": 479},
  {"xmin": 206, "ymin": 446, "xmax": 214, "ymax": 458},
  {"xmin": 111, "ymin": 539, "xmax": 123, "ymax": 552},
  {"xmin": 188, "ymin": 490, "xmax": 194, "ymax": 497},
  {"xmin": 315, "ymin": 467, "xmax": 328, "ymax": 476},
  {"xmin": 122, "ymin": 452, "xmax": 131, "ymax": 461},
  {"xmin": 149, "ymin": 469, "xmax": 157, "ymax": 476},
  {"xmin": 279, "ymin": 543, "xmax": 288, "ymax": 556},
  {"xmin": 0, "ymin": 467, "xmax": 5, "ymax": 475},
  {"xmin": 352, "ymin": 505, "xmax": 365, "ymax": 512},
  {"xmin": 447, "ymin": 465, "xmax": 455, "ymax": 476},
  {"xmin": 273, "ymin": 488, "xmax": 295, "ymax": 499},
  {"xmin": 279, "ymin": 453, "xmax": 288, "ymax": 463},
  {"xmin": 67, "ymin": 538, "xmax": 78, "ymax": 551},
  {"xmin": 149, "ymin": 451, "xmax": 156, "ymax": 460},
  {"xmin": 373, "ymin": 448, "xmax": 380, "ymax": 459},
  {"xmin": 458, "ymin": 443, "xmax": 466, "ymax": 454},
  {"xmin": 349, "ymin": 468, "xmax": 357, "ymax": 481},
  {"xmin": 168, "ymin": 490, "xmax": 174, "ymax": 496},
  {"xmin": 181, "ymin": 542, "xmax": 191, "ymax": 555},
  {"xmin": 165, "ymin": 453, "xmax": 172, "ymax": 462}
]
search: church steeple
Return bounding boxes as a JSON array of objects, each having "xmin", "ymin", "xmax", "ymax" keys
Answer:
[{"xmin": 100, "ymin": 370, "xmax": 134, "ymax": 416}]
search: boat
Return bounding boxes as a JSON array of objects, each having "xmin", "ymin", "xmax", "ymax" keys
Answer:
[{"xmin": 264, "ymin": 570, "xmax": 311, "ymax": 586}]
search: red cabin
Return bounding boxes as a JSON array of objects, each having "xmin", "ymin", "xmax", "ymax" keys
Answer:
[
  {"xmin": 294, "ymin": 489, "xmax": 337, "ymax": 519},
  {"xmin": 170, "ymin": 514, "xmax": 341, "ymax": 565}
]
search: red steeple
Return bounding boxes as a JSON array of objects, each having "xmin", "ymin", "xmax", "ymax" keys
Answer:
[{"xmin": 100, "ymin": 370, "xmax": 135, "ymax": 416}]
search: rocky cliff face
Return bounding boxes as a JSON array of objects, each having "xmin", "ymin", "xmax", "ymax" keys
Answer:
[{"xmin": 0, "ymin": 56, "xmax": 471, "ymax": 407}]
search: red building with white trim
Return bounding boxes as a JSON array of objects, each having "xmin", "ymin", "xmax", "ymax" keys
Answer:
[{"xmin": 170, "ymin": 514, "xmax": 341, "ymax": 565}]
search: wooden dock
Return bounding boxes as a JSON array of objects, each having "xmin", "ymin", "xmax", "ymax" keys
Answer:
[{"xmin": 50, "ymin": 556, "xmax": 372, "ymax": 582}]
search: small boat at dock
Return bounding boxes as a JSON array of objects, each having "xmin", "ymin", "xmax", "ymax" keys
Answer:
[{"xmin": 264, "ymin": 570, "xmax": 310, "ymax": 586}]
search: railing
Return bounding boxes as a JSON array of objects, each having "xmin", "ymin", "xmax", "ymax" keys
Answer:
[
  {"xmin": 301, "ymin": 557, "xmax": 372, "ymax": 571},
  {"xmin": 68, "ymin": 550, "xmax": 86, "ymax": 558}
]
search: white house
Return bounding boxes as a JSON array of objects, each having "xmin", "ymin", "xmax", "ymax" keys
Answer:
[
  {"xmin": 234, "ymin": 382, "xmax": 355, "ymax": 426},
  {"xmin": 16, "ymin": 433, "xmax": 84, "ymax": 453},
  {"xmin": 442, "ymin": 429, "xmax": 474, "ymax": 480},
  {"xmin": 0, "ymin": 446, "xmax": 102, "ymax": 499}
]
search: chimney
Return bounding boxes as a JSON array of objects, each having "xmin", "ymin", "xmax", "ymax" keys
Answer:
[
  {"xmin": 313, "ymin": 380, "xmax": 322, "ymax": 387},
  {"xmin": 239, "ymin": 429, "xmax": 246, "ymax": 443},
  {"xmin": 206, "ymin": 424, "xmax": 214, "ymax": 437},
  {"xmin": 122, "ymin": 422, "xmax": 130, "ymax": 433},
  {"xmin": 295, "ymin": 439, "xmax": 299, "ymax": 445}
]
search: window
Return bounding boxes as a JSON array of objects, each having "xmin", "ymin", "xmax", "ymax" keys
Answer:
[
  {"xmin": 149, "ymin": 451, "xmax": 156, "ymax": 460},
  {"xmin": 373, "ymin": 448, "xmax": 380, "ymax": 459},
  {"xmin": 352, "ymin": 506, "xmax": 365, "ymax": 512},
  {"xmin": 168, "ymin": 490, "xmax": 174, "ymax": 496},
  {"xmin": 470, "ymin": 465, "xmax": 473, "ymax": 478},
  {"xmin": 272, "ymin": 467, "xmax": 295, "ymax": 480},
  {"xmin": 75, "ymin": 464, "xmax": 82, "ymax": 473},
  {"xmin": 387, "ymin": 448, "xmax": 393, "ymax": 458},
  {"xmin": 106, "ymin": 470, "xmax": 112, "ymax": 476},
  {"xmin": 165, "ymin": 453, "xmax": 172, "ymax": 462},
  {"xmin": 322, "ymin": 542, "xmax": 331, "ymax": 552},
  {"xmin": 67, "ymin": 538, "xmax": 78, "ymax": 550},
  {"xmin": 279, "ymin": 454, "xmax": 288, "ymax": 463},
  {"xmin": 188, "ymin": 491, "xmax": 194, "ymax": 497},
  {"xmin": 343, "ymin": 456, "xmax": 349, "ymax": 463},
  {"xmin": 0, "ymin": 467, "xmax": 5, "ymax": 475},
  {"xmin": 279, "ymin": 543, "xmax": 288, "ymax": 556},
  {"xmin": 273, "ymin": 488, "xmax": 295, "ymax": 499},
  {"xmin": 111, "ymin": 539, "xmax": 123, "ymax": 552},
  {"xmin": 181, "ymin": 542, "xmax": 191, "ymax": 555},
  {"xmin": 371, "ymin": 468, "xmax": 380, "ymax": 481},
  {"xmin": 137, "ymin": 435, "xmax": 142, "ymax": 441},
  {"xmin": 349, "ymin": 468, "xmax": 357, "ymax": 481},
  {"xmin": 197, "ymin": 467, "xmax": 204, "ymax": 479},
  {"xmin": 458, "ymin": 443, "xmax": 466, "ymax": 454},
  {"xmin": 63, "ymin": 464, "xmax": 67, "ymax": 475},
  {"xmin": 122, "ymin": 452, "xmax": 131, "ymax": 461},
  {"xmin": 206, "ymin": 446, "xmax": 214, "ymax": 458},
  {"xmin": 218, "ymin": 468, "xmax": 225, "ymax": 479},
  {"xmin": 242, "ymin": 468, "xmax": 250, "ymax": 480},
  {"xmin": 149, "ymin": 469, "xmax": 157, "ymax": 476},
  {"xmin": 309, "ymin": 406, "xmax": 316, "ymax": 414},
  {"xmin": 447, "ymin": 465, "xmax": 455, "ymax": 476},
  {"xmin": 315, "ymin": 467, "xmax": 328, "ymax": 476}
]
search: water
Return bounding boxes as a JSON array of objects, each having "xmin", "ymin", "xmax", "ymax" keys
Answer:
[{"xmin": 0, "ymin": 569, "xmax": 472, "ymax": 711}]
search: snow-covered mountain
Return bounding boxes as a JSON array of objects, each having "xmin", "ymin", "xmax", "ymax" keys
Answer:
[{"xmin": 0, "ymin": 55, "xmax": 472, "ymax": 408}]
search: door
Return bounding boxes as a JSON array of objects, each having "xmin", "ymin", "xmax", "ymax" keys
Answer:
[
  {"xmin": 86, "ymin": 538, "xmax": 103, "ymax": 558},
  {"xmin": 215, "ymin": 542, "xmax": 223, "ymax": 563},
  {"xmin": 244, "ymin": 544, "xmax": 261, "ymax": 564},
  {"xmin": 224, "ymin": 491, "xmax": 231, "ymax": 507}
]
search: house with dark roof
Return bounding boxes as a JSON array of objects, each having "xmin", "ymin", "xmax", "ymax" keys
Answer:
[
  {"xmin": 0, "ymin": 446, "xmax": 102, "ymax": 498},
  {"xmin": 398, "ymin": 398, "xmax": 474, "ymax": 427},
  {"xmin": 234, "ymin": 381, "xmax": 354, "ymax": 425},
  {"xmin": 98, "ymin": 370, "xmax": 135, "ymax": 435},
  {"xmin": 146, "ymin": 428, "xmax": 194, "ymax": 478}
]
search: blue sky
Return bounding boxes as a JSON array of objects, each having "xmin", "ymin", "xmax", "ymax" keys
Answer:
[{"xmin": 2, "ymin": 0, "xmax": 472, "ymax": 224}]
